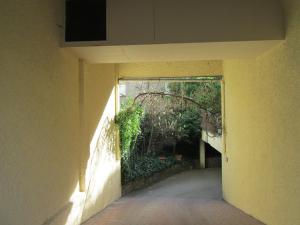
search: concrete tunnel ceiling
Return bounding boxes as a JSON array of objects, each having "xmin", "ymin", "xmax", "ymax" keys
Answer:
[{"xmin": 63, "ymin": 0, "xmax": 285, "ymax": 63}]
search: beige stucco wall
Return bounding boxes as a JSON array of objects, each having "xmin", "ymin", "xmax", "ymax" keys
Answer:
[
  {"xmin": 117, "ymin": 60, "xmax": 222, "ymax": 78},
  {"xmin": 222, "ymin": 0, "xmax": 300, "ymax": 224},
  {"xmin": 0, "ymin": 1, "xmax": 121, "ymax": 225},
  {"xmin": 80, "ymin": 63, "xmax": 121, "ymax": 223},
  {"xmin": 1, "ymin": 0, "xmax": 299, "ymax": 225},
  {"xmin": 0, "ymin": 1, "xmax": 80, "ymax": 225}
]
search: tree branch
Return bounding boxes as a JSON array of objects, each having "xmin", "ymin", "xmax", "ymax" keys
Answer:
[{"xmin": 133, "ymin": 91, "xmax": 218, "ymax": 115}]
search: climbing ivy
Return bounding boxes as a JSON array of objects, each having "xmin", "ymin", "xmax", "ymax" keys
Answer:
[
  {"xmin": 115, "ymin": 99, "xmax": 146, "ymax": 184},
  {"xmin": 115, "ymin": 99, "xmax": 144, "ymax": 160}
]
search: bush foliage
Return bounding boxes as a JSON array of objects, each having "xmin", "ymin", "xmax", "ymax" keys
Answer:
[
  {"xmin": 116, "ymin": 99, "xmax": 144, "ymax": 161},
  {"xmin": 122, "ymin": 155, "xmax": 177, "ymax": 184},
  {"xmin": 117, "ymin": 81, "xmax": 221, "ymax": 184},
  {"xmin": 116, "ymin": 100, "xmax": 177, "ymax": 184}
]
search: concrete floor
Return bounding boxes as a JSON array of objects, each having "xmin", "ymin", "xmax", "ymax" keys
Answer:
[{"xmin": 83, "ymin": 168, "xmax": 264, "ymax": 225}]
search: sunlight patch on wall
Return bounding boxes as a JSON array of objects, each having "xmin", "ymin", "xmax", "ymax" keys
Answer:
[{"xmin": 61, "ymin": 88, "xmax": 121, "ymax": 225}]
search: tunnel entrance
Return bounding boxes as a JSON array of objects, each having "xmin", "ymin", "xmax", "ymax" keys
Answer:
[{"xmin": 117, "ymin": 77, "xmax": 223, "ymax": 193}]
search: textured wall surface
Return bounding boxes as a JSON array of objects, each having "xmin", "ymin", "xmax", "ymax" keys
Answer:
[
  {"xmin": 117, "ymin": 60, "xmax": 222, "ymax": 78},
  {"xmin": 222, "ymin": 0, "xmax": 300, "ymax": 224},
  {"xmin": 0, "ymin": 1, "xmax": 121, "ymax": 225},
  {"xmin": 0, "ymin": 0, "xmax": 80, "ymax": 225},
  {"xmin": 1, "ymin": 0, "xmax": 299, "ymax": 225},
  {"xmin": 80, "ymin": 64, "xmax": 121, "ymax": 223}
]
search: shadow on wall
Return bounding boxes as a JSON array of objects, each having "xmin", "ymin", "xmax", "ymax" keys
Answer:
[{"xmin": 42, "ymin": 88, "xmax": 121, "ymax": 225}]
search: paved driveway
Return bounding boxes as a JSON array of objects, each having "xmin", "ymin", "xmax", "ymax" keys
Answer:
[{"xmin": 83, "ymin": 169, "xmax": 264, "ymax": 225}]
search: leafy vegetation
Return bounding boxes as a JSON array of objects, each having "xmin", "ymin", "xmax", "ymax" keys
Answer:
[
  {"xmin": 116, "ymin": 99, "xmax": 178, "ymax": 184},
  {"xmin": 115, "ymin": 99, "xmax": 144, "ymax": 184},
  {"xmin": 117, "ymin": 80, "xmax": 221, "ymax": 184},
  {"xmin": 116, "ymin": 99, "xmax": 144, "ymax": 160},
  {"xmin": 122, "ymin": 154, "xmax": 177, "ymax": 184},
  {"xmin": 134, "ymin": 81, "xmax": 221, "ymax": 154},
  {"xmin": 168, "ymin": 81, "xmax": 221, "ymax": 114}
]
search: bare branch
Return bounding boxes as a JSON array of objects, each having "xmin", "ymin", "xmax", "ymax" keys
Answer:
[{"xmin": 133, "ymin": 91, "xmax": 218, "ymax": 115}]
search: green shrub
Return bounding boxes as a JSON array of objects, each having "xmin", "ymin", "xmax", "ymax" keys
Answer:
[
  {"xmin": 116, "ymin": 99, "xmax": 144, "ymax": 161},
  {"xmin": 121, "ymin": 154, "xmax": 177, "ymax": 184}
]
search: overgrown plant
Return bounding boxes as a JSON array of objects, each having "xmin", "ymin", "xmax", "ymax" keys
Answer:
[
  {"xmin": 122, "ymin": 154, "xmax": 177, "ymax": 184},
  {"xmin": 116, "ymin": 99, "xmax": 144, "ymax": 160},
  {"xmin": 117, "ymin": 81, "xmax": 221, "ymax": 184},
  {"xmin": 115, "ymin": 99, "xmax": 145, "ymax": 183},
  {"xmin": 132, "ymin": 82, "xmax": 221, "ymax": 154}
]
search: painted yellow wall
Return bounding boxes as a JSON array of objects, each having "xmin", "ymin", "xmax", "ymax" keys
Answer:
[
  {"xmin": 222, "ymin": 0, "xmax": 300, "ymax": 224},
  {"xmin": 80, "ymin": 63, "xmax": 121, "ymax": 223},
  {"xmin": 117, "ymin": 60, "xmax": 222, "ymax": 78},
  {"xmin": 1, "ymin": 0, "xmax": 299, "ymax": 225},
  {"xmin": 0, "ymin": 1, "xmax": 81, "ymax": 225},
  {"xmin": 0, "ymin": 1, "xmax": 121, "ymax": 225}
]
